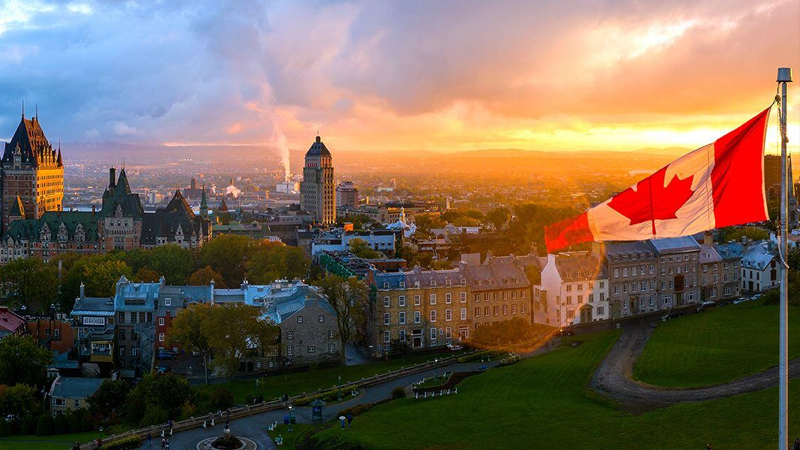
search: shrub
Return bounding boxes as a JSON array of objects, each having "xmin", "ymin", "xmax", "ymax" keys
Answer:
[
  {"xmin": 498, "ymin": 354, "xmax": 521, "ymax": 367},
  {"xmin": 212, "ymin": 433, "xmax": 243, "ymax": 449},
  {"xmin": 35, "ymin": 413, "xmax": 54, "ymax": 436},
  {"xmin": 20, "ymin": 414, "xmax": 38, "ymax": 435},
  {"xmin": 0, "ymin": 420, "xmax": 13, "ymax": 437},
  {"xmin": 53, "ymin": 413, "xmax": 69, "ymax": 434},
  {"xmin": 390, "ymin": 386, "xmax": 406, "ymax": 400},
  {"xmin": 337, "ymin": 403, "xmax": 373, "ymax": 418},
  {"xmin": 103, "ymin": 435, "xmax": 142, "ymax": 450}
]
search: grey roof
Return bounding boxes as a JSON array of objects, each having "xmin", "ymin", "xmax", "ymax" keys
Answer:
[
  {"xmin": 50, "ymin": 377, "xmax": 104, "ymax": 399},
  {"xmin": 305, "ymin": 136, "xmax": 331, "ymax": 157},
  {"xmin": 741, "ymin": 242, "xmax": 775, "ymax": 270},
  {"xmin": 698, "ymin": 244, "xmax": 723, "ymax": 264},
  {"xmin": 71, "ymin": 297, "xmax": 115, "ymax": 317},
  {"xmin": 604, "ymin": 241, "xmax": 656, "ymax": 259},
  {"xmin": 715, "ymin": 242, "xmax": 744, "ymax": 261},
  {"xmin": 373, "ymin": 267, "xmax": 466, "ymax": 290},
  {"xmin": 463, "ymin": 262, "xmax": 530, "ymax": 292},
  {"xmin": 650, "ymin": 236, "xmax": 701, "ymax": 254},
  {"xmin": 554, "ymin": 253, "xmax": 606, "ymax": 281}
]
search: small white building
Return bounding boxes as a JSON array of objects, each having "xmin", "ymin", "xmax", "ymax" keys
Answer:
[
  {"xmin": 311, "ymin": 229, "xmax": 396, "ymax": 255},
  {"xmin": 539, "ymin": 251, "xmax": 609, "ymax": 327},
  {"xmin": 740, "ymin": 241, "xmax": 779, "ymax": 292}
]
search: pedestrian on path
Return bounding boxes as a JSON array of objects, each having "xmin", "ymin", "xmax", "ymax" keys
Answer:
[
  {"xmin": 160, "ymin": 438, "xmax": 166, "ymax": 449},
  {"xmin": 339, "ymin": 415, "xmax": 346, "ymax": 430},
  {"xmin": 347, "ymin": 413, "xmax": 353, "ymax": 428},
  {"xmin": 146, "ymin": 433, "xmax": 152, "ymax": 446},
  {"xmin": 165, "ymin": 438, "xmax": 170, "ymax": 450},
  {"xmin": 793, "ymin": 437, "xmax": 800, "ymax": 450}
]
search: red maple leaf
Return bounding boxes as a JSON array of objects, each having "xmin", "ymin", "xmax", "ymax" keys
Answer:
[{"xmin": 608, "ymin": 167, "xmax": 695, "ymax": 234}]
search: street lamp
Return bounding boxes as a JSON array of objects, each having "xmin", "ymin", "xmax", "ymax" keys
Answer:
[
  {"xmin": 337, "ymin": 374, "xmax": 342, "ymax": 401},
  {"xmin": 287, "ymin": 406, "xmax": 294, "ymax": 432},
  {"xmin": 434, "ymin": 358, "xmax": 439, "ymax": 379}
]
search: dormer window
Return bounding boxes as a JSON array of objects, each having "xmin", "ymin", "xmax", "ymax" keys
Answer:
[
  {"xmin": 165, "ymin": 298, "xmax": 171, "ymax": 306},
  {"xmin": 399, "ymin": 281, "xmax": 405, "ymax": 288},
  {"xmin": 383, "ymin": 282, "xmax": 389, "ymax": 289},
  {"xmin": 431, "ymin": 280, "xmax": 436, "ymax": 287}
]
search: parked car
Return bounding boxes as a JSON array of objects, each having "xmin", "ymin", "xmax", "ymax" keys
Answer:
[
  {"xmin": 752, "ymin": 294, "xmax": 764, "ymax": 300},
  {"xmin": 661, "ymin": 311, "xmax": 683, "ymax": 322},
  {"xmin": 157, "ymin": 350, "xmax": 176, "ymax": 360},
  {"xmin": 156, "ymin": 366, "xmax": 171, "ymax": 374},
  {"xmin": 447, "ymin": 343, "xmax": 463, "ymax": 352},
  {"xmin": 559, "ymin": 328, "xmax": 575, "ymax": 337},
  {"xmin": 696, "ymin": 301, "xmax": 717, "ymax": 313},
  {"xmin": 733, "ymin": 297, "xmax": 751, "ymax": 305}
]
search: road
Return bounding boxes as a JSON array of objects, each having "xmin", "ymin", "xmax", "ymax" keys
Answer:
[{"xmin": 591, "ymin": 323, "xmax": 800, "ymax": 413}]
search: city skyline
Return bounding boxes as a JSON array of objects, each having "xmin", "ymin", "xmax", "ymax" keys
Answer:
[{"xmin": 0, "ymin": 0, "xmax": 798, "ymax": 159}]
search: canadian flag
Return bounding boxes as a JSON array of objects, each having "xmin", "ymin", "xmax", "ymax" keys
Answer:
[{"xmin": 545, "ymin": 107, "xmax": 772, "ymax": 253}]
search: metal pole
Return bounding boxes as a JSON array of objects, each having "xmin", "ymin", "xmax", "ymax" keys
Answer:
[{"xmin": 777, "ymin": 66, "xmax": 792, "ymax": 450}]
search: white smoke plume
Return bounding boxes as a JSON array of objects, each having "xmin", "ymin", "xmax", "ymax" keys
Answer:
[
  {"xmin": 225, "ymin": 185, "xmax": 242, "ymax": 198},
  {"xmin": 272, "ymin": 124, "xmax": 291, "ymax": 182}
]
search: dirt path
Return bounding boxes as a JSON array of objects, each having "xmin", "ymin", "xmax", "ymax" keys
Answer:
[{"xmin": 590, "ymin": 323, "xmax": 800, "ymax": 413}]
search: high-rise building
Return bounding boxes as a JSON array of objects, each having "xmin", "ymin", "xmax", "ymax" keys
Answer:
[
  {"xmin": 336, "ymin": 181, "xmax": 359, "ymax": 209},
  {"xmin": 300, "ymin": 135, "xmax": 336, "ymax": 224},
  {"xmin": 0, "ymin": 113, "xmax": 64, "ymax": 232}
]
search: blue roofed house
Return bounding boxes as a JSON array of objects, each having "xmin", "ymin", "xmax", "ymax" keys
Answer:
[
  {"xmin": 48, "ymin": 375, "xmax": 104, "ymax": 416},
  {"xmin": 113, "ymin": 276, "xmax": 161, "ymax": 378},
  {"xmin": 70, "ymin": 284, "xmax": 116, "ymax": 367},
  {"xmin": 740, "ymin": 241, "xmax": 779, "ymax": 293}
]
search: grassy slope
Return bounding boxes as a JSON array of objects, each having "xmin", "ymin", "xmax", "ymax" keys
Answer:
[
  {"xmin": 312, "ymin": 331, "xmax": 800, "ymax": 450},
  {"xmin": 197, "ymin": 351, "xmax": 462, "ymax": 404},
  {"xmin": 634, "ymin": 300, "xmax": 800, "ymax": 387},
  {"xmin": 0, "ymin": 431, "xmax": 103, "ymax": 450}
]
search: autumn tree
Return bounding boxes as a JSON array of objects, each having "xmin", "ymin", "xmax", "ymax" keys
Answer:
[
  {"xmin": 125, "ymin": 245, "xmax": 195, "ymax": 285},
  {"xmin": 0, "ymin": 258, "xmax": 58, "ymax": 313},
  {"xmin": 348, "ymin": 238, "xmax": 381, "ymax": 259},
  {"xmin": 167, "ymin": 303, "xmax": 214, "ymax": 384},
  {"xmin": 0, "ymin": 384, "xmax": 39, "ymax": 418},
  {"xmin": 246, "ymin": 242, "xmax": 310, "ymax": 284},
  {"xmin": 0, "ymin": 335, "xmax": 52, "ymax": 388},
  {"xmin": 315, "ymin": 274, "xmax": 369, "ymax": 364},
  {"xmin": 188, "ymin": 266, "xmax": 226, "ymax": 287},
  {"xmin": 203, "ymin": 304, "xmax": 279, "ymax": 378},
  {"xmin": 486, "ymin": 207, "xmax": 511, "ymax": 231},
  {"xmin": 198, "ymin": 234, "xmax": 254, "ymax": 287},
  {"xmin": 134, "ymin": 266, "xmax": 161, "ymax": 282},
  {"xmin": 87, "ymin": 379, "xmax": 131, "ymax": 419}
]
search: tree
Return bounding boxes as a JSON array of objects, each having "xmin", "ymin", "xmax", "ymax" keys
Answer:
[
  {"xmin": 71, "ymin": 254, "xmax": 133, "ymax": 298},
  {"xmin": 724, "ymin": 226, "xmax": 769, "ymax": 243},
  {"xmin": 0, "ymin": 384, "xmax": 39, "ymax": 418},
  {"xmin": 315, "ymin": 275, "xmax": 369, "ymax": 364},
  {"xmin": 142, "ymin": 245, "xmax": 195, "ymax": 285},
  {"xmin": 126, "ymin": 373, "xmax": 191, "ymax": 426},
  {"xmin": 246, "ymin": 242, "xmax": 310, "ymax": 284},
  {"xmin": 168, "ymin": 303, "xmax": 214, "ymax": 384},
  {"xmin": 348, "ymin": 238, "xmax": 381, "ymax": 259},
  {"xmin": 0, "ymin": 335, "xmax": 52, "ymax": 388},
  {"xmin": 188, "ymin": 266, "xmax": 226, "ymax": 287},
  {"xmin": 0, "ymin": 258, "xmax": 58, "ymax": 313},
  {"xmin": 198, "ymin": 235, "xmax": 254, "ymax": 287},
  {"xmin": 87, "ymin": 379, "xmax": 131, "ymax": 419},
  {"xmin": 133, "ymin": 266, "xmax": 161, "ymax": 283},
  {"xmin": 486, "ymin": 207, "xmax": 511, "ymax": 231},
  {"xmin": 202, "ymin": 304, "xmax": 279, "ymax": 378}
]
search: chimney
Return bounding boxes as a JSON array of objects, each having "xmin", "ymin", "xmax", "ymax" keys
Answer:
[
  {"xmin": 79, "ymin": 282, "xmax": 85, "ymax": 299},
  {"xmin": 91, "ymin": 204, "xmax": 96, "ymax": 216},
  {"xmin": 109, "ymin": 168, "xmax": 116, "ymax": 188},
  {"xmin": 703, "ymin": 231, "xmax": 714, "ymax": 245}
]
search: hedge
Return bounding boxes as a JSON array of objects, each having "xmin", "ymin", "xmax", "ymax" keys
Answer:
[{"xmin": 103, "ymin": 435, "xmax": 142, "ymax": 450}]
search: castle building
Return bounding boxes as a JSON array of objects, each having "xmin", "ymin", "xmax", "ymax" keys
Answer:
[
  {"xmin": 1, "ymin": 113, "xmax": 64, "ymax": 232},
  {"xmin": 300, "ymin": 135, "xmax": 336, "ymax": 224}
]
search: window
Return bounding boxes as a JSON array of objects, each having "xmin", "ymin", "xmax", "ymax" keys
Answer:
[
  {"xmin": 399, "ymin": 312, "xmax": 406, "ymax": 324},
  {"xmin": 119, "ymin": 346, "xmax": 125, "ymax": 356},
  {"xmin": 383, "ymin": 282, "xmax": 389, "ymax": 289},
  {"xmin": 384, "ymin": 330, "xmax": 391, "ymax": 343},
  {"xmin": 597, "ymin": 306, "xmax": 605, "ymax": 316},
  {"xmin": 600, "ymin": 292, "xmax": 605, "ymax": 301},
  {"xmin": 414, "ymin": 311, "xmax": 421, "ymax": 323},
  {"xmin": 287, "ymin": 331, "xmax": 294, "ymax": 340},
  {"xmin": 445, "ymin": 309, "xmax": 452, "ymax": 321},
  {"xmin": 328, "ymin": 343, "xmax": 336, "ymax": 355},
  {"xmin": 384, "ymin": 313, "xmax": 390, "ymax": 325},
  {"xmin": 613, "ymin": 268, "xmax": 619, "ymax": 278},
  {"xmin": 430, "ymin": 294, "xmax": 437, "ymax": 305},
  {"xmin": 577, "ymin": 295, "xmax": 583, "ymax": 303},
  {"xmin": 445, "ymin": 293, "xmax": 452, "ymax": 304},
  {"xmin": 158, "ymin": 333, "xmax": 165, "ymax": 342},
  {"xmin": 566, "ymin": 296, "xmax": 572, "ymax": 305},
  {"xmin": 120, "ymin": 329, "xmax": 126, "ymax": 341},
  {"xmin": 623, "ymin": 268, "xmax": 629, "ymax": 277},
  {"xmin": 511, "ymin": 304, "xmax": 517, "ymax": 314},
  {"xmin": 158, "ymin": 317, "xmax": 165, "ymax": 326},
  {"xmin": 118, "ymin": 312, "xmax": 125, "ymax": 323},
  {"xmin": 567, "ymin": 310, "xmax": 574, "ymax": 319},
  {"xmin": 502, "ymin": 305, "xmax": 508, "ymax": 315},
  {"xmin": 599, "ymin": 281, "xmax": 605, "ymax": 289},
  {"xmin": 414, "ymin": 295, "xmax": 421, "ymax": 306},
  {"xmin": 474, "ymin": 293, "xmax": 480, "ymax": 303},
  {"xmin": 399, "ymin": 329, "xmax": 407, "ymax": 341},
  {"xmin": 287, "ymin": 345, "xmax": 294, "ymax": 357},
  {"xmin": 614, "ymin": 284, "xmax": 620, "ymax": 295},
  {"xmin": 399, "ymin": 296, "xmax": 406, "ymax": 307},
  {"xmin": 566, "ymin": 285, "xmax": 572, "ymax": 292},
  {"xmin": 460, "ymin": 308, "xmax": 467, "ymax": 320},
  {"xmin": 474, "ymin": 307, "xmax": 481, "ymax": 318},
  {"xmin": 165, "ymin": 298, "xmax": 172, "ymax": 306},
  {"xmin": 460, "ymin": 292, "xmax": 467, "ymax": 303},
  {"xmin": 484, "ymin": 306, "xmax": 490, "ymax": 316},
  {"xmin": 430, "ymin": 310, "xmax": 437, "ymax": 322},
  {"xmin": 328, "ymin": 330, "xmax": 335, "ymax": 339},
  {"xmin": 297, "ymin": 316, "xmax": 303, "ymax": 323},
  {"xmin": 445, "ymin": 327, "xmax": 452, "ymax": 338},
  {"xmin": 384, "ymin": 296, "xmax": 390, "ymax": 307},
  {"xmin": 493, "ymin": 306, "xmax": 499, "ymax": 316},
  {"xmin": 318, "ymin": 315, "xmax": 325, "ymax": 323},
  {"xmin": 308, "ymin": 346, "xmax": 315, "ymax": 353}
]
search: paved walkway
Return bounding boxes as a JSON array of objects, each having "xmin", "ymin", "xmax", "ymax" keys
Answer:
[{"xmin": 591, "ymin": 323, "xmax": 800, "ymax": 413}]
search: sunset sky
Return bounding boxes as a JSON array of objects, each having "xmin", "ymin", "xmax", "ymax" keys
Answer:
[{"xmin": 0, "ymin": 0, "xmax": 798, "ymax": 156}]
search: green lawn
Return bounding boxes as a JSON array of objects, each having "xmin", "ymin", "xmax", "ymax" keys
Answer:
[
  {"xmin": 266, "ymin": 423, "xmax": 316, "ymax": 450},
  {"xmin": 309, "ymin": 331, "xmax": 800, "ymax": 450},
  {"xmin": 634, "ymin": 300, "xmax": 800, "ymax": 387},
  {"xmin": 198, "ymin": 351, "xmax": 462, "ymax": 404},
  {"xmin": 0, "ymin": 431, "xmax": 103, "ymax": 450}
]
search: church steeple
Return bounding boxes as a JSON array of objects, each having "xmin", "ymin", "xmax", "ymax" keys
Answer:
[{"xmin": 200, "ymin": 183, "xmax": 208, "ymax": 218}]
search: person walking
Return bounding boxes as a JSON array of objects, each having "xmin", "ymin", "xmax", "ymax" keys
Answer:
[
  {"xmin": 146, "ymin": 433, "xmax": 152, "ymax": 446},
  {"xmin": 346, "ymin": 413, "xmax": 353, "ymax": 428},
  {"xmin": 339, "ymin": 415, "xmax": 346, "ymax": 430},
  {"xmin": 793, "ymin": 437, "xmax": 800, "ymax": 450},
  {"xmin": 160, "ymin": 437, "xmax": 166, "ymax": 450}
]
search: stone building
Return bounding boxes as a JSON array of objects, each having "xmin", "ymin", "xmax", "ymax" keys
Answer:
[
  {"xmin": 368, "ymin": 266, "xmax": 470, "ymax": 356},
  {"xmin": 336, "ymin": 181, "xmax": 358, "ymax": 209},
  {"xmin": 539, "ymin": 251, "xmax": 608, "ymax": 327},
  {"xmin": 698, "ymin": 243, "xmax": 741, "ymax": 301},
  {"xmin": 605, "ymin": 241, "xmax": 658, "ymax": 317},
  {"xmin": 1, "ymin": 114, "xmax": 64, "ymax": 232},
  {"xmin": 651, "ymin": 237, "xmax": 701, "ymax": 309},
  {"xmin": 462, "ymin": 261, "xmax": 532, "ymax": 329},
  {"xmin": 300, "ymin": 135, "xmax": 336, "ymax": 224}
]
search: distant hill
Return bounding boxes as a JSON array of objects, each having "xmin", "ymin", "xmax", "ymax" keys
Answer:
[{"xmin": 632, "ymin": 147, "xmax": 692, "ymax": 157}]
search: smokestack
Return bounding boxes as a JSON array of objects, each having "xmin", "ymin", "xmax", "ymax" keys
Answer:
[{"xmin": 109, "ymin": 168, "xmax": 116, "ymax": 188}]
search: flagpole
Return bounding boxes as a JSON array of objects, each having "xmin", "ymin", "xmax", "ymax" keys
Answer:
[{"xmin": 777, "ymin": 66, "xmax": 792, "ymax": 450}]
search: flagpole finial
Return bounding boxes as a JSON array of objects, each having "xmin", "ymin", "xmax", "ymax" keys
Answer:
[{"xmin": 777, "ymin": 67, "xmax": 793, "ymax": 83}]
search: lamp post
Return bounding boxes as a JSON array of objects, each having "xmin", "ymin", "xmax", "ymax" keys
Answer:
[
  {"xmin": 287, "ymin": 405, "xmax": 293, "ymax": 432},
  {"xmin": 337, "ymin": 374, "xmax": 342, "ymax": 401}
]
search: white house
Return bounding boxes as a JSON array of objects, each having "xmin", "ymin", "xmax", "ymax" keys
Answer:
[
  {"xmin": 539, "ymin": 251, "xmax": 609, "ymax": 327},
  {"xmin": 740, "ymin": 241, "xmax": 780, "ymax": 292}
]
